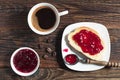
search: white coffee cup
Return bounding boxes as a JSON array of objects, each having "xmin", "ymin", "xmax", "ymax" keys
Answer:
[{"xmin": 28, "ymin": 2, "xmax": 68, "ymax": 35}]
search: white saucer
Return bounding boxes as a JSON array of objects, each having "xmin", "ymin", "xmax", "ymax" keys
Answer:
[{"xmin": 61, "ymin": 22, "xmax": 111, "ymax": 71}]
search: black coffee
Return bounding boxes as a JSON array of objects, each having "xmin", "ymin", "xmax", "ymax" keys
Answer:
[{"xmin": 36, "ymin": 8, "xmax": 56, "ymax": 29}]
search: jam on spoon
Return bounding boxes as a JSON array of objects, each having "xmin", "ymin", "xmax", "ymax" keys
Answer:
[
  {"xmin": 64, "ymin": 54, "xmax": 120, "ymax": 67},
  {"xmin": 64, "ymin": 54, "xmax": 78, "ymax": 65}
]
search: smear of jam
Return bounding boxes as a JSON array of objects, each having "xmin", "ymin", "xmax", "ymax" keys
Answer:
[
  {"xmin": 73, "ymin": 29, "xmax": 103, "ymax": 55},
  {"xmin": 65, "ymin": 54, "xmax": 77, "ymax": 64},
  {"xmin": 13, "ymin": 49, "xmax": 38, "ymax": 73},
  {"xmin": 63, "ymin": 49, "xmax": 68, "ymax": 52}
]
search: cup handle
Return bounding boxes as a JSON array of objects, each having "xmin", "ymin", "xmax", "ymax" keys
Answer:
[{"xmin": 58, "ymin": 10, "xmax": 69, "ymax": 16}]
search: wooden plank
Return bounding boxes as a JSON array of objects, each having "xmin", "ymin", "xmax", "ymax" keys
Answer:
[
  {"xmin": 1, "ymin": 68, "xmax": 120, "ymax": 80},
  {"xmin": 0, "ymin": 0, "xmax": 119, "ymax": 28}
]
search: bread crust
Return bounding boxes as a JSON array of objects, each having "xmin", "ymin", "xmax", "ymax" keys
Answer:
[{"xmin": 68, "ymin": 27, "xmax": 104, "ymax": 61}]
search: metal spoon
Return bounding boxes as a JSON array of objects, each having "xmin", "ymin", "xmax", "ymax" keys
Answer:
[{"xmin": 64, "ymin": 54, "xmax": 120, "ymax": 67}]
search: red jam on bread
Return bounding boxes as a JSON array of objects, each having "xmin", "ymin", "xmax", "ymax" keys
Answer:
[
  {"xmin": 68, "ymin": 27, "xmax": 104, "ymax": 60},
  {"xmin": 72, "ymin": 29, "xmax": 103, "ymax": 55}
]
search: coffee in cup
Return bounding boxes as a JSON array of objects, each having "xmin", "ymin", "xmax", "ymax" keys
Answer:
[
  {"xmin": 28, "ymin": 3, "xmax": 68, "ymax": 35},
  {"xmin": 31, "ymin": 6, "xmax": 56, "ymax": 32}
]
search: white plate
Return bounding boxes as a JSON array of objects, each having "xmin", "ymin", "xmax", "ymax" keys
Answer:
[{"xmin": 61, "ymin": 22, "xmax": 111, "ymax": 71}]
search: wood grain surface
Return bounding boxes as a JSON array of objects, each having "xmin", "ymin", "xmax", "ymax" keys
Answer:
[{"xmin": 0, "ymin": 0, "xmax": 120, "ymax": 80}]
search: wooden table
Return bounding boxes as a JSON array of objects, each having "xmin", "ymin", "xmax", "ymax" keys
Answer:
[{"xmin": 0, "ymin": 0, "xmax": 120, "ymax": 80}]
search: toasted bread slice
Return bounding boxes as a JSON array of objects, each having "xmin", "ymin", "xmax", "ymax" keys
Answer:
[{"xmin": 68, "ymin": 27, "xmax": 104, "ymax": 61}]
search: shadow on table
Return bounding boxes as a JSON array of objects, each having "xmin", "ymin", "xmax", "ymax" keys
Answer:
[{"xmin": 55, "ymin": 27, "xmax": 72, "ymax": 71}]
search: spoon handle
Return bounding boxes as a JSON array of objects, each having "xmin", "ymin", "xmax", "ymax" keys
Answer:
[{"xmin": 86, "ymin": 59, "xmax": 120, "ymax": 67}]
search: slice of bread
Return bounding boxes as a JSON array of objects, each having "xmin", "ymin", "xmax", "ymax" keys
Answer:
[{"xmin": 68, "ymin": 27, "xmax": 104, "ymax": 61}]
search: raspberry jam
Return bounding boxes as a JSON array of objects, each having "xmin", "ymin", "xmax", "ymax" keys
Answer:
[
  {"xmin": 63, "ymin": 48, "xmax": 68, "ymax": 52},
  {"xmin": 65, "ymin": 54, "xmax": 77, "ymax": 64},
  {"xmin": 73, "ymin": 29, "xmax": 103, "ymax": 55},
  {"xmin": 13, "ymin": 49, "xmax": 38, "ymax": 73}
]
